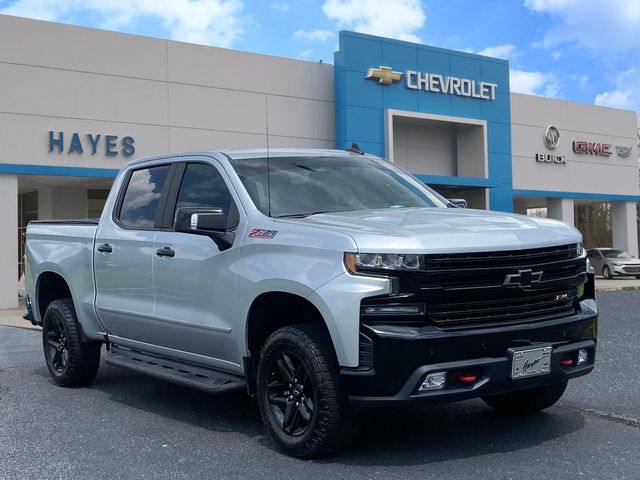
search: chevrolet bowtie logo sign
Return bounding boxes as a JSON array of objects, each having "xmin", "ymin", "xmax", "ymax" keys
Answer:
[
  {"xmin": 503, "ymin": 269, "xmax": 543, "ymax": 288},
  {"xmin": 365, "ymin": 66, "xmax": 403, "ymax": 85}
]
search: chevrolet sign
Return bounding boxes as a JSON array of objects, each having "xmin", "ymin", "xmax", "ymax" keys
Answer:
[{"xmin": 365, "ymin": 65, "xmax": 498, "ymax": 101}]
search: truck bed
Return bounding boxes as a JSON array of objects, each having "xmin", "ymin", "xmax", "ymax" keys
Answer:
[{"xmin": 25, "ymin": 220, "xmax": 101, "ymax": 336}]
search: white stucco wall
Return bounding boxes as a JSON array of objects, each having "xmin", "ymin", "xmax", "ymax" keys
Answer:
[{"xmin": 0, "ymin": 14, "xmax": 335, "ymax": 172}]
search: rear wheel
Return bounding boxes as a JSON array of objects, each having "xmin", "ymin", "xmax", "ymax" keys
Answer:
[
  {"xmin": 603, "ymin": 266, "xmax": 612, "ymax": 279},
  {"xmin": 42, "ymin": 299, "xmax": 101, "ymax": 387},
  {"xmin": 482, "ymin": 381, "xmax": 568, "ymax": 414},
  {"xmin": 256, "ymin": 324, "xmax": 354, "ymax": 458}
]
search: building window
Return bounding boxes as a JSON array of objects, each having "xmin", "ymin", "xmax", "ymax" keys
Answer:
[{"xmin": 88, "ymin": 189, "xmax": 110, "ymax": 219}]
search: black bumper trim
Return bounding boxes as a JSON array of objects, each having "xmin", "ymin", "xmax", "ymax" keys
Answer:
[{"xmin": 349, "ymin": 339, "xmax": 595, "ymax": 409}]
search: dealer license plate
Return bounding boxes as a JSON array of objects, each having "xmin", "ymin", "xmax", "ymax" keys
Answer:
[{"xmin": 511, "ymin": 346, "xmax": 552, "ymax": 380}]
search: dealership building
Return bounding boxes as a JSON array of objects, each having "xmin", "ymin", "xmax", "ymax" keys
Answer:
[{"xmin": 1, "ymin": 14, "xmax": 638, "ymax": 308}]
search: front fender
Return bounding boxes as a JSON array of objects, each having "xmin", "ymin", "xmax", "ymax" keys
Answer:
[{"xmin": 307, "ymin": 273, "xmax": 390, "ymax": 367}]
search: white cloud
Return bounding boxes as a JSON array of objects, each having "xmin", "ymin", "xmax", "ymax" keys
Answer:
[
  {"xmin": 577, "ymin": 73, "xmax": 589, "ymax": 91},
  {"xmin": 321, "ymin": 0, "xmax": 425, "ymax": 43},
  {"xmin": 293, "ymin": 29, "xmax": 335, "ymax": 42},
  {"xmin": 510, "ymin": 69, "xmax": 560, "ymax": 97},
  {"xmin": 594, "ymin": 90, "xmax": 634, "ymax": 110},
  {"xmin": 477, "ymin": 44, "xmax": 518, "ymax": 61},
  {"xmin": 297, "ymin": 49, "xmax": 314, "ymax": 59},
  {"xmin": 550, "ymin": 50, "xmax": 562, "ymax": 60},
  {"xmin": 523, "ymin": 0, "xmax": 640, "ymax": 54},
  {"xmin": 0, "ymin": 0, "xmax": 246, "ymax": 48},
  {"xmin": 269, "ymin": 2, "xmax": 289, "ymax": 11}
]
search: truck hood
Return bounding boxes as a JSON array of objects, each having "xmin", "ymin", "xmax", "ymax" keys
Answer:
[{"xmin": 288, "ymin": 207, "xmax": 581, "ymax": 253}]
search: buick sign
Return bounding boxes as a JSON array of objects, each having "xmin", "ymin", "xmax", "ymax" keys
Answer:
[{"xmin": 544, "ymin": 125, "xmax": 560, "ymax": 150}]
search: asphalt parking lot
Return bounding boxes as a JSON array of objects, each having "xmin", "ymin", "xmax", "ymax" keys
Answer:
[{"xmin": 1, "ymin": 291, "xmax": 639, "ymax": 480}]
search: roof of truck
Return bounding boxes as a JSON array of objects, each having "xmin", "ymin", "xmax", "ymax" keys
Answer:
[{"xmin": 124, "ymin": 148, "xmax": 376, "ymax": 168}]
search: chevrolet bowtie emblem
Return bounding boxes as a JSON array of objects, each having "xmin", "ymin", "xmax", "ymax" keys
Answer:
[{"xmin": 365, "ymin": 66, "xmax": 403, "ymax": 85}]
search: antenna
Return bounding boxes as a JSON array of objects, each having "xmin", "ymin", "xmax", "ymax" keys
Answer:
[{"xmin": 265, "ymin": 96, "xmax": 271, "ymax": 217}]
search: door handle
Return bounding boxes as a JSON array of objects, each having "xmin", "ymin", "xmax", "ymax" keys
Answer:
[
  {"xmin": 97, "ymin": 243, "xmax": 113, "ymax": 253},
  {"xmin": 156, "ymin": 246, "xmax": 175, "ymax": 258}
]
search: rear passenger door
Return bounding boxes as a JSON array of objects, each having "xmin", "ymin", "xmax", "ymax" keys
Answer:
[
  {"xmin": 152, "ymin": 158, "xmax": 243, "ymax": 371},
  {"xmin": 94, "ymin": 162, "xmax": 174, "ymax": 341}
]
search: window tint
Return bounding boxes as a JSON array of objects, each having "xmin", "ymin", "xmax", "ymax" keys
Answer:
[
  {"xmin": 119, "ymin": 165, "xmax": 170, "ymax": 228},
  {"xmin": 176, "ymin": 163, "xmax": 232, "ymax": 215}
]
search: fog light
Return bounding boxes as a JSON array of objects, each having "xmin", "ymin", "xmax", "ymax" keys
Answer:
[
  {"xmin": 361, "ymin": 303, "xmax": 426, "ymax": 316},
  {"xmin": 419, "ymin": 372, "xmax": 447, "ymax": 391},
  {"xmin": 577, "ymin": 349, "xmax": 589, "ymax": 365}
]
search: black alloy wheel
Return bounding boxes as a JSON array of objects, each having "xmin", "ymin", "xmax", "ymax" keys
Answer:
[
  {"xmin": 256, "ymin": 324, "xmax": 355, "ymax": 458},
  {"xmin": 45, "ymin": 314, "xmax": 69, "ymax": 373},
  {"xmin": 265, "ymin": 350, "xmax": 315, "ymax": 436},
  {"xmin": 42, "ymin": 299, "xmax": 101, "ymax": 387}
]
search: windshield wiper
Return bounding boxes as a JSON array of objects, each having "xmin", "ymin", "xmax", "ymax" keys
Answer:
[{"xmin": 275, "ymin": 210, "xmax": 338, "ymax": 219}]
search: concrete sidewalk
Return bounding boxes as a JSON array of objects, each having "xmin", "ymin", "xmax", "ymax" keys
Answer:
[
  {"xmin": 0, "ymin": 302, "xmax": 40, "ymax": 331},
  {"xmin": 595, "ymin": 276, "xmax": 640, "ymax": 291}
]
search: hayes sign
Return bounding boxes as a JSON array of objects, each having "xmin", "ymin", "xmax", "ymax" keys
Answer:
[
  {"xmin": 48, "ymin": 131, "xmax": 135, "ymax": 157},
  {"xmin": 365, "ymin": 65, "xmax": 498, "ymax": 100}
]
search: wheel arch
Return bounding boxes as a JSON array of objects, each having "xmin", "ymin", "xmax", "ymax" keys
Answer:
[
  {"xmin": 244, "ymin": 291, "xmax": 336, "ymax": 393},
  {"xmin": 35, "ymin": 271, "xmax": 74, "ymax": 324}
]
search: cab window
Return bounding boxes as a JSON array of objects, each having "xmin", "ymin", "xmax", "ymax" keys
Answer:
[
  {"xmin": 118, "ymin": 165, "xmax": 171, "ymax": 228},
  {"xmin": 174, "ymin": 163, "xmax": 237, "ymax": 228}
]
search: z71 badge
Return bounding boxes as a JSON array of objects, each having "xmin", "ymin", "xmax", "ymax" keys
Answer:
[{"xmin": 249, "ymin": 228, "xmax": 278, "ymax": 239}]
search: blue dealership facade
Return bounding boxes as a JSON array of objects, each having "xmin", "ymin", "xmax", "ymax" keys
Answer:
[{"xmin": 335, "ymin": 31, "xmax": 513, "ymax": 211}]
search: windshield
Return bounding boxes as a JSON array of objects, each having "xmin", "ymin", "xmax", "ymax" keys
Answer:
[
  {"xmin": 602, "ymin": 249, "xmax": 633, "ymax": 259},
  {"xmin": 230, "ymin": 155, "xmax": 448, "ymax": 217}
]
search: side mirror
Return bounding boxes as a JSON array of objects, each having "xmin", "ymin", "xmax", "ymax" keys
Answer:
[
  {"xmin": 174, "ymin": 207, "xmax": 227, "ymax": 234},
  {"xmin": 447, "ymin": 198, "xmax": 468, "ymax": 208}
]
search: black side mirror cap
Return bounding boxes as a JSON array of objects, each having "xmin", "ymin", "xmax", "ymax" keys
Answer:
[
  {"xmin": 447, "ymin": 198, "xmax": 468, "ymax": 208},
  {"xmin": 174, "ymin": 207, "xmax": 227, "ymax": 233}
]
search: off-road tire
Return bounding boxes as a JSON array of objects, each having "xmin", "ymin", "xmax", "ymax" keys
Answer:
[
  {"xmin": 256, "ymin": 323, "xmax": 355, "ymax": 458},
  {"xmin": 42, "ymin": 298, "xmax": 101, "ymax": 387},
  {"xmin": 482, "ymin": 380, "xmax": 568, "ymax": 414}
]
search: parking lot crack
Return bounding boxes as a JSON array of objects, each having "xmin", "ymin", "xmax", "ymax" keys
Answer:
[{"xmin": 562, "ymin": 405, "xmax": 640, "ymax": 429}]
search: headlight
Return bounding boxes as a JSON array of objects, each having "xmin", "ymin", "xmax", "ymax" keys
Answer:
[
  {"xmin": 344, "ymin": 252, "xmax": 423, "ymax": 273},
  {"xmin": 576, "ymin": 242, "xmax": 584, "ymax": 257}
]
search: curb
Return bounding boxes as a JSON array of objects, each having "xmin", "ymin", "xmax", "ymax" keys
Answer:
[{"xmin": 596, "ymin": 286, "xmax": 640, "ymax": 292}]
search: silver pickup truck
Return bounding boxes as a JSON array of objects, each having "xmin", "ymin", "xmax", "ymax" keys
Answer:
[{"xmin": 25, "ymin": 149, "xmax": 597, "ymax": 458}]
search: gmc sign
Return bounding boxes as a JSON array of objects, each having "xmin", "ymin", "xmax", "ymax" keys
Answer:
[{"xmin": 572, "ymin": 140, "xmax": 612, "ymax": 156}]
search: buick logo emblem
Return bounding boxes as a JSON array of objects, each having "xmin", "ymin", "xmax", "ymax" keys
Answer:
[
  {"xmin": 544, "ymin": 125, "xmax": 560, "ymax": 150},
  {"xmin": 503, "ymin": 269, "xmax": 543, "ymax": 288}
]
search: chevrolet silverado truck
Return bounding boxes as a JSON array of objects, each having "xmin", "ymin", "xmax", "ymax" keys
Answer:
[{"xmin": 25, "ymin": 149, "xmax": 597, "ymax": 458}]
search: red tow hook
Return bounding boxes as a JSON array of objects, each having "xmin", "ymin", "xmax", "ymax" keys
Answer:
[
  {"xmin": 456, "ymin": 373, "xmax": 477, "ymax": 383},
  {"xmin": 560, "ymin": 358, "xmax": 573, "ymax": 366}
]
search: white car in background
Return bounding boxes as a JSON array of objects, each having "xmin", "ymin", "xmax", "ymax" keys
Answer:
[{"xmin": 587, "ymin": 248, "xmax": 640, "ymax": 279}]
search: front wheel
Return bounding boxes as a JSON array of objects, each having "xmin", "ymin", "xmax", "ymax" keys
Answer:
[
  {"xmin": 42, "ymin": 299, "xmax": 101, "ymax": 387},
  {"xmin": 482, "ymin": 381, "xmax": 568, "ymax": 414},
  {"xmin": 256, "ymin": 324, "xmax": 355, "ymax": 458},
  {"xmin": 603, "ymin": 266, "xmax": 612, "ymax": 279}
]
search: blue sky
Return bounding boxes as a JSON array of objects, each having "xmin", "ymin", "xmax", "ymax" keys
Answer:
[{"xmin": 1, "ymin": 0, "xmax": 639, "ymax": 115}]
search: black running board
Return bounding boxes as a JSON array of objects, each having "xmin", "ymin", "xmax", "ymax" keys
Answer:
[{"xmin": 105, "ymin": 345, "xmax": 245, "ymax": 394}]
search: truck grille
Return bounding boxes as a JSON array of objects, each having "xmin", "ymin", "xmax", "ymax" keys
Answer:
[
  {"xmin": 428, "ymin": 287, "xmax": 578, "ymax": 328},
  {"xmin": 422, "ymin": 243, "xmax": 585, "ymax": 329}
]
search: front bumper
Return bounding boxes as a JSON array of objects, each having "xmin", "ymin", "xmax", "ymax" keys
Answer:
[{"xmin": 342, "ymin": 299, "xmax": 597, "ymax": 409}]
